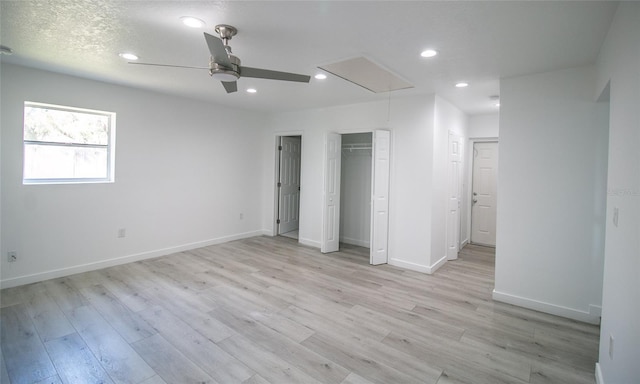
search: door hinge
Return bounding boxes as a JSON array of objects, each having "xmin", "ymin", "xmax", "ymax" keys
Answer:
[
  {"xmin": 278, "ymin": 145, "xmax": 283, "ymax": 151},
  {"xmin": 277, "ymin": 219, "xmax": 281, "ymax": 224},
  {"xmin": 277, "ymin": 181, "xmax": 282, "ymax": 187},
  {"xmin": 298, "ymin": 186, "xmax": 301, "ymax": 191}
]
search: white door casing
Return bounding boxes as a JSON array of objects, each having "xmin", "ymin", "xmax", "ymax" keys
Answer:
[
  {"xmin": 447, "ymin": 132, "xmax": 463, "ymax": 260},
  {"xmin": 370, "ymin": 130, "xmax": 391, "ymax": 265},
  {"xmin": 321, "ymin": 133, "xmax": 342, "ymax": 253},
  {"xmin": 471, "ymin": 142, "xmax": 499, "ymax": 246},
  {"xmin": 278, "ymin": 136, "xmax": 301, "ymax": 234}
]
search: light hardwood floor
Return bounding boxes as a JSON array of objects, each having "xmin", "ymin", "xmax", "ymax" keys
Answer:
[{"xmin": 0, "ymin": 236, "xmax": 599, "ymax": 384}]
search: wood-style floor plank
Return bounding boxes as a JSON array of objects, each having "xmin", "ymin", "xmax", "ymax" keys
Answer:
[
  {"xmin": 0, "ymin": 238, "xmax": 599, "ymax": 384},
  {"xmin": 137, "ymin": 305, "xmax": 254, "ymax": 384},
  {"xmin": 0, "ymin": 304, "xmax": 57, "ymax": 384},
  {"xmin": 23, "ymin": 290, "xmax": 75, "ymax": 343},
  {"xmin": 218, "ymin": 334, "xmax": 324, "ymax": 384},
  {"xmin": 64, "ymin": 305, "xmax": 156, "ymax": 384},
  {"xmin": 131, "ymin": 334, "xmax": 216, "ymax": 384},
  {"xmin": 44, "ymin": 333, "xmax": 114, "ymax": 384},
  {"xmin": 78, "ymin": 284, "xmax": 156, "ymax": 344}
]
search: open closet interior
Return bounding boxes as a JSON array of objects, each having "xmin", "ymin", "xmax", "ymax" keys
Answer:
[{"xmin": 339, "ymin": 132, "xmax": 373, "ymax": 249}]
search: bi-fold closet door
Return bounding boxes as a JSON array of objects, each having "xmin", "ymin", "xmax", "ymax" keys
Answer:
[{"xmin": 321, "ymin": 130, "xmax": 390, "ymax": 266}]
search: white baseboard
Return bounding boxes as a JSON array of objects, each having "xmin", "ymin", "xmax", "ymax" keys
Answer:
[
  {"xmin": 0, "ymin": 230, "xmax": 265, "ymax": 289},
  {"xmin": 492, "ymin": 289, "xmax": 601, "ymax": 324},
  {"xmin": 589, "ymin": 304, "xmax": 602, "ymax": 319},
  {"xmin": 339, "ymin": 236, "xmax": 370, "ymax": 248},
  {"xmin": 298, "ymin": 237, "xmax": 321, "ymax": 249},
  {"xmin": 389, "ymin": 255, "xmax": 447, "ymax": 274},
  {"xmin": 595, "ymin": 363, "xmax": 604, "ymax": 384},
  {"xmin": 430, "ymin": 255, "xmax": 448, "ymax": 273},
  {"xmin": 389, "ymin": 258, "xmax": 431, "ymax": 273}
]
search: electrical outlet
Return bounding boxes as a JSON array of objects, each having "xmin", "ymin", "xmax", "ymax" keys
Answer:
[
  {"xmin": 117, "ymin": 228, "xmax": 126, "ymax": 238},
  {"xmin": 609, "ymin": 334, "xmax": 614, "ymax": 359},
  {"xmin": 7, "ymin": 251, "xmax": 17, "ymax": 262},
  {"xmin": 613, "ymin": 207, "xmax": 619, "ymax": 227}
]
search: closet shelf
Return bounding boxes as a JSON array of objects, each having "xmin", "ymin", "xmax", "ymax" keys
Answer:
[{"xmin": 342, "ymin": 143, "xmax": 372, "ymax": 152}]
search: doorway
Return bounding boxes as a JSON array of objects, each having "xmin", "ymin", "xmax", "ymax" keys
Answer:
[
  {"xmin": 470, "ymin": 141, "xmax": 498, "ymax": 246},
  {"xmin": 276, "ymin": 135, "xmax": 301, "ymax": 240},
  {"xmin": 340, "ymin": 133, "xmax": 373, "ymax": 248},
  {"xmin": 322, "ymin": 130, "xmax": 390, "ymax": 265}
]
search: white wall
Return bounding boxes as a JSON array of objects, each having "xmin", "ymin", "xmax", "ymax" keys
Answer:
[
  {"xmin": 469, "ymin": 113, "xmax": 499, "ymax": 138},
  {"xmin": 263, "ymin": 95, "xmax": 469, "ymax": 273},
  {"xmin": 0, "ymin": 64, "xmax": 266, "ymax": 288},
  {"xmin": 340, "ymin": 133, "xmax": 372, "ymax": 247},
  {"xmin": 594, "ymin": 2, "xmax": 640, "ymax": 382},
  {"xmin": 264, "ymin": 95, "xmax": 441, "ymax": 271},
  {"xmin": 495, "ymin": 65, "xmax": 609, "ymax": 323}
]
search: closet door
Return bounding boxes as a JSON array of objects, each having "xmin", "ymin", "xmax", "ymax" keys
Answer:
[
  {"xmin": 321, "ymin": 133, "xmax": 341, "ymax": 253},
  {"xmin": 370, "ymin": 130, "xmax": 390, "ymax": 265}
]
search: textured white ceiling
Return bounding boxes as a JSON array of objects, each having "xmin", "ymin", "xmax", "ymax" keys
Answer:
[{"xmin": 0, "ymin": 1, "xmax": 618, "ymax": 114}]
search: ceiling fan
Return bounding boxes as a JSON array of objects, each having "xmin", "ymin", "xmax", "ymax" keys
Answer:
[{"xmin": 129, "ymin": 24, "xmax": 311, "ymax": 93}]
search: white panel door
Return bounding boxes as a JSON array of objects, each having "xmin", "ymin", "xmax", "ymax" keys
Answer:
[
  {"xmin": 370, "ymin": 130, "xmax": 391, "ymax": 265},
  {"xmin": 471, "ymin": 142, "xmax": 499, "ymax": 246},
  {"xmin": 278, "ymin": 136, "xmax": 301, "ymax": 234},
  {"xmin": 322, "ymin": 133, "xmax": 342, "ymax": 253},
  {"xmin": 447, "ymin": 132, "xmax": 463, "ymax": 260}
]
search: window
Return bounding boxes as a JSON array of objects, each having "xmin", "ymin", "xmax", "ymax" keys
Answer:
[{"xmin": 23, "ymin": 102, "xmax": 116, "ymax": 184}]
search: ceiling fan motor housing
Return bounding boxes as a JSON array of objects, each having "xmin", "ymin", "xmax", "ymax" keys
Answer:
[{"xmin": 209, "ymin": 54, "xmax": 241, "ymax": 81}]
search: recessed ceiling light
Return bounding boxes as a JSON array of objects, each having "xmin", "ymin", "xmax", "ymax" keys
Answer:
[
  {"xmin": 119, "ymin": 53, "xmax": 139, "ymax": 61},
  {"xmin": 455, "ymin": 82, "xmax": 469, "ymax": 88},
  {"xmin": 314, "ymin": 73, "xmax": 327, "ymax": 80},
  {"xmin": 420, "ymin": 49, "xmax": 438, "ymax": 58},
  {"xmin": 180, "ymin": 16, "xmax": 205, "ymax": 28},
  {"xmin": 246, "ymin": 88, "xmax": 257, "ymax": 93}
]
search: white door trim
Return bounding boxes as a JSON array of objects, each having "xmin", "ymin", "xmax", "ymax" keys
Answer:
[
  {"xmin": 463, "ymin": 137, "xmax": 498, "ymax": 246},
  {"xmin": 468, "ymin": 140, "xmax": 499, "ymax": 247},
  {"xmin": 272, "ymin": 132, "xmax": 304, "ymax": 238},
  {"xmin": 320, "ymin": 128, "xmax": 392, "ymax": 264}
]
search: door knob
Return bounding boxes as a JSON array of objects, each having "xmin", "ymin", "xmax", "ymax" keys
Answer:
[{"xmin": 473, "ymin": 199, "xmax": 478, "ymax": 204}]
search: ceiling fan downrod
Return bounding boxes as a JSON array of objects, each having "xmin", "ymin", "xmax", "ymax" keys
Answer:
[{"xmin": 214, "ymin": 24, "xmax": 237, "ymax": 51}]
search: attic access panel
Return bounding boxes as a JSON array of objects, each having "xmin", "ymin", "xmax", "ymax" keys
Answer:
[{"xmin": 319, "ymin": 56, "xmax": 414, "ymax": 93}]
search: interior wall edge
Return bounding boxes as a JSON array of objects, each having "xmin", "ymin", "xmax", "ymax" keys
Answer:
[
  {"xmin": 0, "ymin": 230, "xmax": 267, "ymax": 289},
  {"xmin": 492, "ymin": 289, "xmax": 601, "ymax": 325}
]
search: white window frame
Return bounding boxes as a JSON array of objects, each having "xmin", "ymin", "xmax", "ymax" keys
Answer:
[{"xmin": 23, "ymin": 102, "xmax": 116, "ymax": 185}]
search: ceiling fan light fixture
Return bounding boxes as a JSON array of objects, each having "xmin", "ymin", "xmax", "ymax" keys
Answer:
[
  {"xmin": 211, "ymin": 71, "xmax": 239, "ymax": 82},
  {"xmin": 420, "ymin": 49, "xmax": 438, "ymax": 58},
  {"xmin": 314, "ymin": 73, "xmax": 327, "ymax": 80},
  {"xmin": 246, "ymin": 88, "xmax": 257, "ymax": 93},
  {"xmin": 119, "ymin": 52, "xmax": 139, "ymax": 61},
  {"xmin": 455, "ymin": 82, "xmax": 469, "ymax": 88},
  {"xmin": 180, "ymin": 16, "xmax": 205, "ymax": 28}
]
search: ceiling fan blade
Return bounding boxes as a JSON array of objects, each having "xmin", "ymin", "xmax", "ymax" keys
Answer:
[
  {"xmin": 240, "ymin": 66, "xmax": 311, "ymax": 83},
  {"xmin": 204, "ymin": 32, "xmax": 232, "ymax": 68},
  {"xmin": 128, "ymin": 62, "xmax": 208, "ymax": 70},
  {"xmin": 221, "ymin": 81, "xmax": 237, "ymax": 93}
]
